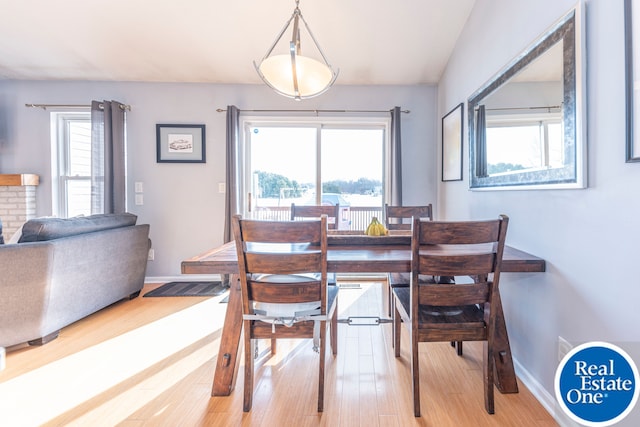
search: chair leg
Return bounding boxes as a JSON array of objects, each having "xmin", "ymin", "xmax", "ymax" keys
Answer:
[
  {"xmin": 243, "ymin": 321, "xmax": 254, "ymax": 412},
  {"xmin": 411, "ymin": 333, "xmax": 421, "ymax": 417},
  {"xmin": 318, "ymin": 320, "xmax": 326, "ymax": 412},
  {"xmin": 271, "ymin": 338, "xmax": 277, "ymax": 355},
  {"xmin": 393, "ymin": 298, "xmax": 401, "ymax": 357},
  {"xmin": 483, "ymin": 340, "xmax": 495, "ymax": 414},
  {"xmin": 390, "ymin": 292, "xmax": 396, "ymax": 349},
  {"xmin": 330, "ymin": 305, "xmax": 338, "ymax": 356},
  {"xmin": 451, "ymin": 340, "xmax": 463, "ymax": 355}
]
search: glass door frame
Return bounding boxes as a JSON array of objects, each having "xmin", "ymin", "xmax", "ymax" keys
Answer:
[{"xmin": 238, "ymin": 114, "xmax": 392, "ymax": 219}]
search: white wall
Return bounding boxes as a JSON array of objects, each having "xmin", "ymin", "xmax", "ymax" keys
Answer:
[
  {"xmin": 0, "ymin": 81, "xmax": 437, "ymax": 278},
  {"xmin": 439, "ymin": 0, "xmax": 640, "ymax": 423}
]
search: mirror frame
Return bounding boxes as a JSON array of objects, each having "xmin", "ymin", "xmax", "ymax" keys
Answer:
[{"xmin": 467, "ymin": 4, "xmax": 587, "ymax": 190}]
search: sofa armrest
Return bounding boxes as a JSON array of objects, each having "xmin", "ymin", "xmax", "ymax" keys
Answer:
[{"xmin": 0, "ymin": 242, "xmax": 56, "ymax": 347}]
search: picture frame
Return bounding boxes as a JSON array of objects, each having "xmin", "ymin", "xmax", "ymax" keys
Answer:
[
  {"xmin": 442, "ymin": 103, "xmax": 464, "ymax": 181},
  {"xmin": 156, "ymin": 124, "xmax": 206, "ymax": 163},
  {"xmin": 625, "ymin": 0, "xmax": 640, "ymax": 162}
]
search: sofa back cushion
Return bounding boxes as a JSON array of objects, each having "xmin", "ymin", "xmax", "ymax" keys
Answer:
[{"xmin": 18, "ymin": 213, "xmax": 138, "ymax": 243}]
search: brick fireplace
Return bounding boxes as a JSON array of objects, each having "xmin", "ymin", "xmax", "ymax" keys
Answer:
[{"xmin": 0, "ymin": 174, "xmax": 39, "ymax": 241}]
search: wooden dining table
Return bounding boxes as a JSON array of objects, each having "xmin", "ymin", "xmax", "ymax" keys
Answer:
[{"xmin": 181, "ymin": 233, "xmax": 545, "ymax": 397}]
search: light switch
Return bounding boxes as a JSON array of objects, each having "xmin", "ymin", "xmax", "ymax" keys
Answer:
[
  {"xmin": 135, "ymin": 182, "xmax": 144, "ymax": 193},
  {"xmin": 218, "ymin": 183, "xmax": 226, "ymax": 193},
  {"xmin": 135, "ymin": 194, "xmax": 144, "ymax": 205}
]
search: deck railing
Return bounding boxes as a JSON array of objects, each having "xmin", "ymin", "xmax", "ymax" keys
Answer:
[{"xmin": 250, "ymin": 206, "xmax": 383, "ymax": 231}]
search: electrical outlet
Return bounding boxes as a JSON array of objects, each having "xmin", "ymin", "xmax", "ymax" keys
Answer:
[
  {"xmin": 218, "ymin": 182, "xmax": 226, "ymax": 193},
  {"xmin": 148, "ymin": 249, "xmax": 154, "ymax": 261},
  {"xmin": 558, "ymin": 336, "xmax": 572, "ymax": 362},
  {"xmin": 135, "ymin": 182, "xmax": 144, "ymax": 193},
  {"xmin": 135, "ymin": 194, "xmax": 144, "ymax": 205}
]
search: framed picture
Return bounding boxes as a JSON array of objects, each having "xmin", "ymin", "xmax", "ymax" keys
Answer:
[
  {"xmin": 442, "ymin": 103, "xmax": 464, "ymax": 181},
  {"xmin": 156, "ymin": 124, "xmax": 206, "ymax": 163},
  {"xmin": 626, "ymin": 0, "xmax": 640, "ymax": 162}
]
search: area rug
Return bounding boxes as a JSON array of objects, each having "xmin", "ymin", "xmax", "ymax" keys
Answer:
[{"xmin": 143, "ymin": 281, "xmax": 227, "ymax": 298}]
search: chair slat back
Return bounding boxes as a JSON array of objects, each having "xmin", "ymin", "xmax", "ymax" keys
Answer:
[
  {"xmin": 232, "ymin": 214, "xmax": 328, "ymax": 311},
  {"xmin": 240, "ymin": 218, "xmax": 323, "ymax": 243},
  {"xmin": 412, "ymin": 215, "xmax": 508, "ymax": 307},
  {"xmin": 385, "ymin": 204, "xmax": 433, "ymax": 230},
  {"xmin": 417, "ymin": 219, "xmax": 501, "ymax": 245},
  {"xmin": 291, "ymin": 204, "xmax": 340, "ymax": 229},
  {"xmin": 416, "ymin": 281, "xmax": 490, "ymax": 306},
  {"xmin": 244, "ymin": 252, "xmax": 323, "ymax": 275},
  {"xmin": 418, "ymin": 253, "xmax": 496, "ymax": 277},
  {"xmin": 247, "ymin": 281, "xmax": 322, "ymax": 304}
]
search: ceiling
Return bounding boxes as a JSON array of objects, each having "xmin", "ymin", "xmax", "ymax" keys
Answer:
[{"xmin": 0, "ymin": 0, "xmax": 476, "ymax": 86}]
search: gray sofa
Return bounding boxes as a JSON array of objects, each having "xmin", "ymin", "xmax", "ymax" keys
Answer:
[{"xmin": 0, "ymin": 213, "xmax": 150, "ymax": 348}]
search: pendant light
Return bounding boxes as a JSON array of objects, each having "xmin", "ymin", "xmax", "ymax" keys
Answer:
[{"xmin": 254, "ymin": 0, "xmax": 338, "ymax": 100}]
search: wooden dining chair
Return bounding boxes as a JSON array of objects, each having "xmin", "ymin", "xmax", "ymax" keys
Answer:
[
  {"xmin": 384, "ymin": 204, "xmax": 434, "ymax": 317},
  {"xmin": 392, "ymin": 215, "xmax": 509, "ymax": 416},
  {"xmin": 291, "ymin": 203, "xmax": 340, "ymax": 229},
  {"xmin": 231, "ymin": 214, "xmax": 339, "ymax": 412}
]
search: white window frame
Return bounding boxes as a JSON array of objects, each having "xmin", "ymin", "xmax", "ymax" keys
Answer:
[{"xmin": 50, "ymin": 111, "xmax": 93, "ymax": 218}]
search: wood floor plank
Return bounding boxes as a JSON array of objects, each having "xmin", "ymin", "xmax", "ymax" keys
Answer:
[{"xmin": 0, "ymin": 282, "xmax": 559, "ymax": 427}]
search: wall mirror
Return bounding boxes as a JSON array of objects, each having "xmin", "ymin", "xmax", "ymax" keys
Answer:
[{"xmin": 467, "ymin": 4, "xmax": 586, "ymax": 190}]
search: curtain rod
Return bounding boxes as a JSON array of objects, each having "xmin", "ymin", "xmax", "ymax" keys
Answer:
[
  {"xmin": 476, "ymin": 105, "xmax": 561, "ymax": 112},
  {"xmin": 215, "ymin": 108, "xmax": 410, "ymax": 114},
  {"xmin": 25, "ymin": 103, "xmax": 131, "ymax": 111}
]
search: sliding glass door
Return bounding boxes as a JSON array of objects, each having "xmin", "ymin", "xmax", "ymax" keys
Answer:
[{"xmin": 241, "ymin": 117, "xmax": 388, "ymax": 230}]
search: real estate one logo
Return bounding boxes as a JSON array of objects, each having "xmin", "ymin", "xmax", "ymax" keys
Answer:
[{"xmin": 555, "ymin": 341, "xmax": 639, "ymax": 426}]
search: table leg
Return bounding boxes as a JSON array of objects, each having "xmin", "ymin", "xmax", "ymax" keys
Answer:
[
  {"xmin": 211, "ymin": 274, "xmax": 243, "ymax": 396},
  {"xmin": 492, "ymin": 290, "xmax": 519, "ymax": 393}
]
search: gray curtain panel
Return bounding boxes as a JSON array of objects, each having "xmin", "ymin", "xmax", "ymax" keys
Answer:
[
  {"xmin": 390, "ymin": 106, "xmax": 403, "ymax": 205},
  {"xmin": 91, "ymin": 100, "xmax": 127, "ymax": 214},
  {"xmin": 223, "ymin": 105, "xmax": 240, "ymax": 244},
  {"xmin": 475, "ymin": 104, "xmax": 488, "ymax": 178},
  {"xmin": 222, "ymin": 105, "xmax": 240, "ymax": 288}
]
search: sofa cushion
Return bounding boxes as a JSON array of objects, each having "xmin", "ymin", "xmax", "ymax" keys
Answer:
[{"xmin": 18, "ymin": 213, "xmax": 138, "ymax": 243}]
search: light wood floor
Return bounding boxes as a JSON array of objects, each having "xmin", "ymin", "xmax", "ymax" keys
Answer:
[{"xmin": 0, "ymin": 282, "xmax": 559, "ymax": 427}]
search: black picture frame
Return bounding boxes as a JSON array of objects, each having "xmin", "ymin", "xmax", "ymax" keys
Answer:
[
  {"xmin": 156, "ymin": 124, "xmax": 206, "ymax": 163},
  {"xmin": 626, "ymin": 0, "xmax": 640, "ymax": 162},
  {"xmin": 442, "ymin": 103, "xmax": 464, "ymax": 181}
]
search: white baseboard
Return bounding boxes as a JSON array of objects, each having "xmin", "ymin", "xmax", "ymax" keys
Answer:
[
  {"xmin": 144, "ymin": 274, "xmax": 223, "ymax": 284},
  {"xmin": 513, "ymin": 358, "xmax": 577, "ymax": 427}
]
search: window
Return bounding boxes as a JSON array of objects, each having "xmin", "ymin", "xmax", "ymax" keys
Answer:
[
  {"xmin": 240, "ymin": 116, "xmax": 389, "ymax": 230},
  {"xmin": 51, "ymin": 112, "xmax": 94, "ymax": 217},
  {"xmin": 485, "ymin": 113, "xmax": 563, "ymax": 176}
]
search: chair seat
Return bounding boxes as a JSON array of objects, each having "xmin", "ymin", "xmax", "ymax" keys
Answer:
[
  {"xmin": 393, "ymin": 287, "xmax": 485, "ymax": 327},
  {"xmin": 252, "ymin": 272, "xmax": 336, "ymax": 285}
]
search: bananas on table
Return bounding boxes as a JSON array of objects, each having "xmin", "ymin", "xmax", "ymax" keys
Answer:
[{"xmin": 364, "ymin": 217, "xmax": 388, "ymax": 236}]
